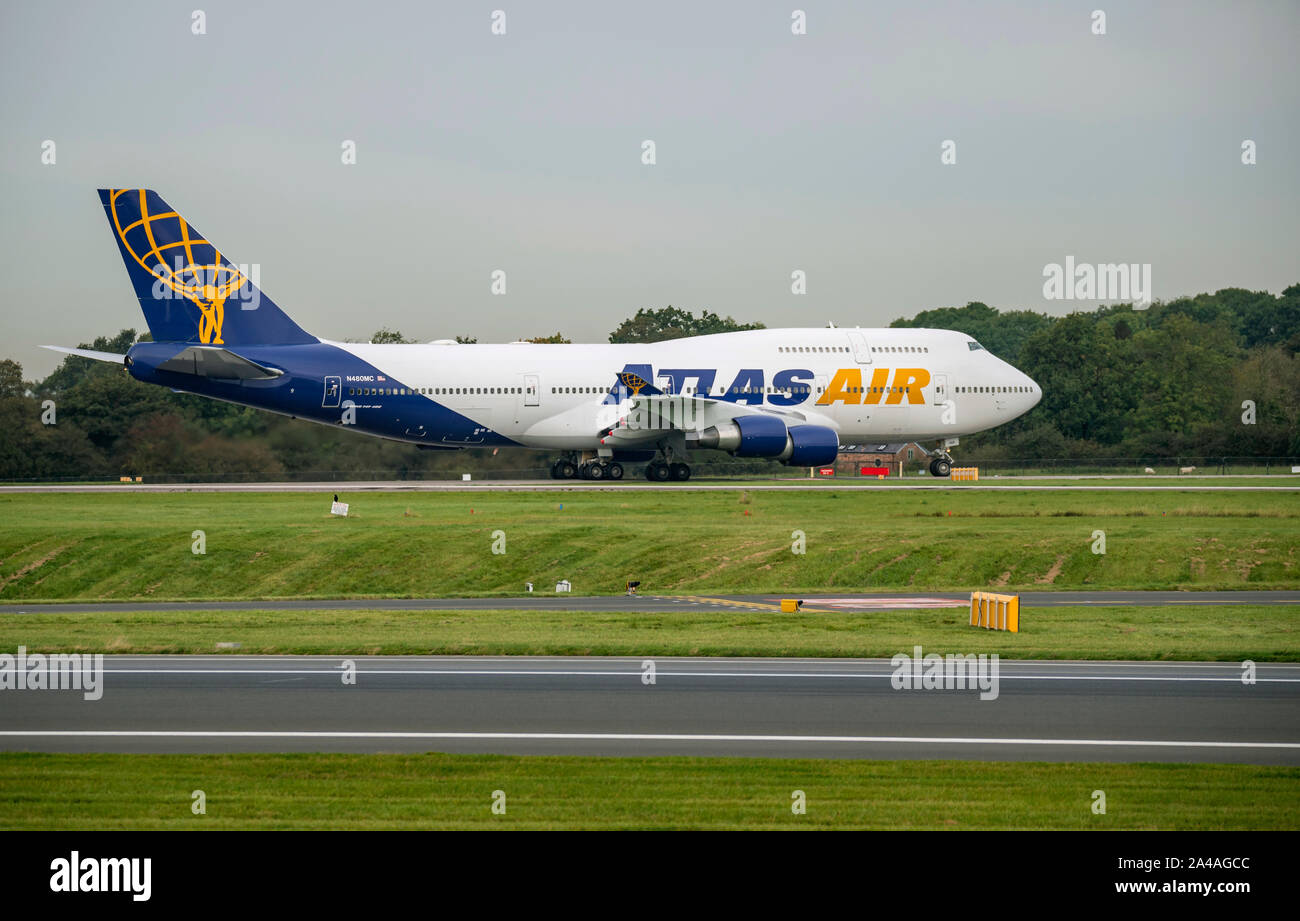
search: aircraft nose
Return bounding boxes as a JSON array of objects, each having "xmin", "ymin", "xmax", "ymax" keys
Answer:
[{"xmin": 1023, "ymin": 372, "xmax": 1042, "ymax": 407}]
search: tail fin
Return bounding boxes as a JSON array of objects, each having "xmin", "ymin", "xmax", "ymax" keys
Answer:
[{"xmin": 98, "ymin": 189, "xmax": 316, "ymax": 346}]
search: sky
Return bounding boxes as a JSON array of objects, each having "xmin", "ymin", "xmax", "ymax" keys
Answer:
[{"xmin": 2, "ymin": 0, "xmax": 1297, "ymax": 377}]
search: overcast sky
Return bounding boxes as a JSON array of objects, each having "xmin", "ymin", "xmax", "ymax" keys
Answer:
[{"xmin": 2, "ymin": 0, "xmax": 1297, "ymax": 376}]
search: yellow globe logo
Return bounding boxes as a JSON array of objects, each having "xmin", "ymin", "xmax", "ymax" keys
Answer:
[
  {"xmin": 108, "ymin": 189, "xmax": 248, "ymax": 344},
  {"xmin": 618, "ymin": 371, "xmax": 651, "ymax": 395}
]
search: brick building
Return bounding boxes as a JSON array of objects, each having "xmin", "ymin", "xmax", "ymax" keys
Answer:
[{"xmin": 836, "ymin": 442, "xmax": 926, "ymax": 476}]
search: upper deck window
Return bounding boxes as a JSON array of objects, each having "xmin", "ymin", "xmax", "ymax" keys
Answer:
[{"xmin": 967, "ymin": 341, "xmax": 985, "ymax": 351}]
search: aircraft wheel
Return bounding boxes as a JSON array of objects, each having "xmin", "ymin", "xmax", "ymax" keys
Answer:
[
  {"xmin": 931, "ymin": 457, "xmax": 952, "ymax": 478},
  {"xmin": 647, "ymin": 461, "xmax": 671, "ymax": 482},
  {"xmin": 670, "ymin": 462, "xmax": 691, "ymax": 481},
  {"xmin": 607, "ymin": 462, "xmax": 624, "ymax": 480},
  {"xmin": 558, "ymin": 460, "xmax": 578, "ymax": 479},
  {"xmin": 586, "ymin": 462, "xmax": 605, "ymax": 480},
  {"xmin": 550, "ymin": 461, "xmax": 565, "ymax": 479}
]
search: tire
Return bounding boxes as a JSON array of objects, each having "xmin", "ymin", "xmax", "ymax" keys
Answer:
[
  {"xmin": 933, "ymin": 458, "xmax": 952, "ymax": 478},
  {"xmin": 550, "ymin": 461, "xmax": 564, "ymax": 479},
  {"xmin": 607, "ymin": 462, "xmax": 624, "ymax": 480},
  {"xmin": 559, "ymin": 461, "xmax": 577, "ymax": 479},
  {"xmin": 648, "ymin": 462, "xmax": 671, "ymax": 482},
  {"xmin": 670, "ymin": 462, "xmax": 691, "ymax": 481},
  {"xmin": 587, "ymin": 462, "xmax": 605, "ymax": 480}
]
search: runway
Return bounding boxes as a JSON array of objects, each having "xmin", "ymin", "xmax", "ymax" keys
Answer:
[
  {"xmin": 3, "ymin": 590, "xmax": 1298, "ymax": 615},
  {"xmin": 2, "ymin": 478, "xmax": 1298, "ymax": 492},
  {"xmin": 2, "ymin": 656, "xmax": 1297, "ymax": 763}
]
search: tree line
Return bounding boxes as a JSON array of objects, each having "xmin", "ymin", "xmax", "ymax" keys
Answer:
[
  {"xmin": 1, "ymin": 291, "xmax": 1295, "ymax": 481},
  {"xmin": 890, "ymin": 287, "xmax": 1300, "ymax": 459}
]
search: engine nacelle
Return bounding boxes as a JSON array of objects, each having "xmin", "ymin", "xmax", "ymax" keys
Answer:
[
  {"xmin": 697, "ymin": 414, "xmax": 788, "ymax": 457},
  {"xmin": 697, "ymin": 416, "xmax": 839, "ymax": 467},
  {"xmin": 778, "ymin": 424, "xmax": 839, "ymax": 467}
]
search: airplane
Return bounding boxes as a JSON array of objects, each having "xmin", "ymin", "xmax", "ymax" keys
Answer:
[{"xmin": 45, "ymin": 189, "xmax": 1042, "ymax": 481}]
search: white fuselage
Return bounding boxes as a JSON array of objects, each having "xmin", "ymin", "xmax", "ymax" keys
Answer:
[{"xmin": 329, "ymin": 327, "xmax": 1040, "ymax": 451}]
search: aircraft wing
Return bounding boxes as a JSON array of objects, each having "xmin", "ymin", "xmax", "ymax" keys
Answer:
[{"xmin": 600, "ymin": 393, "xmax": 823, "ymax": 446}]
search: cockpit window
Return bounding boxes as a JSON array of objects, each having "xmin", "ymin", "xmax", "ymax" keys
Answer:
[{"xmin": 967, "ymin": 341, "xmax": 985, "ymax": 351}]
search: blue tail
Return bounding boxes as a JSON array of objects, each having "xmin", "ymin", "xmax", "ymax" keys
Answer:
[{"xmin": 98, "ymin": 189, "xmax": 316, "ymax": 346}]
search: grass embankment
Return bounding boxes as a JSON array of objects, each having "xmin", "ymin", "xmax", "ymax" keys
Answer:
[
  {"xmin": 2, "ymin": 490, "xmax": 1299, "ymax": 602},
  {"xmin": 2, "ymin": 604, "xmax": 1296, "ymax": 660},
  {"xmin": 1, "ymin": 753, "xmax": 1293, "ymax": 830}
]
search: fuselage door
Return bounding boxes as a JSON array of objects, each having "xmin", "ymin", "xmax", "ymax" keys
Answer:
[
  {"xmin": 523, "ymin": 373, "xmax": 540, "ymax": 407},
  {"xmin": 846, "ymin": 331, "xmax": 872, "ymax": 364},
  {"xmin": 933, "ymin": 373, "xmax": 948, "ymax": 403},
  {"xmin": 322, "ymin": 375, "xmax": 341, "ymax": 408}
]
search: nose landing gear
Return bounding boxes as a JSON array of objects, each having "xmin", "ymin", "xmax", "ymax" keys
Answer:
[{"xmin": 928, "ymin": 456, "xmax": 952, "ymax": 478}]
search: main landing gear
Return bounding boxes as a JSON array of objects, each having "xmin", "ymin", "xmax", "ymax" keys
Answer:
[
  {"xmin": 644, "ymin": 460, "xmax": 691, "ymax": 482},
  {"xmin": 549, "ymin": 440, "xmax": 691, "ymax": 483},
  {"xmin": 550, "ymin": 456, "xmax": 624, "ymax": 480},
  {"xmin": 645, "ymin": 439, "xmax": 691, "ymax": 481}
]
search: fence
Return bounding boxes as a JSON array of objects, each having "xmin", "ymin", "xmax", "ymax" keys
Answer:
[
  {"xmin": 3, "ymin": 456, "xmax": 1298, "ymax": 485},
  {"xmin": 948, "ymin": 457, "xmax": 1300, "ymax": 477}
]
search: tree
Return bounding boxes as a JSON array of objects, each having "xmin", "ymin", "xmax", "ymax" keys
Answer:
[
  {"xmin": 1126, "ymin": 314, "xmax": 1239, "ymax": 436},
  {"xmin": 890, "ymin": 302, "xmax": 1052, "ymax": 365},
  {"xmin": 0, "ymin": 359, "xmax": 104, "ymax": 480},
  {"xmin": 370, "ymin": 328, "xmax": 414, "ymax": 344},
  {"xmin": 608, "ymin": 307, "xmax": 765, "ymax": 343},
  {"xmin": 523, "ymin": 332, "xmax": 571, "ymax": 344},
  {"xmin": 0, "ymin": 359, "xmax": 22, "ymax": 397},
  {"xmin": 1016, "ymin": 313, "xmax": 1138, "ymax": 444},
  {"xmin": 454, "ymin": 335, "xmax": 478, "ymax": 344}
]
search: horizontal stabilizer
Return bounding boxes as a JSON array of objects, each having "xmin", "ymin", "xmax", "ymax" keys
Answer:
[
  {"xmin": 155, "ymin": 346, "xmax": 284, "ymax": 380},
  {"xmin": 41, "ymin": 345, "xmax": 126, "ymax": 364}
]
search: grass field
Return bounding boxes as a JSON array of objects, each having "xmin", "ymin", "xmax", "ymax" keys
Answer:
[
  {"xmin": 2, "ymin": 489, "xmax": 1299, "ymax": 602},
  {"xmin": 1, "ymin": 752, "xmax": 1293, "ymax": 830},
  {"xmin": 3, "ymin": 604, "xmax": 1297, "ymax": 660}
]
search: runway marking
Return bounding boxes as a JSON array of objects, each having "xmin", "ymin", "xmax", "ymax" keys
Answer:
[
  {"xmin": 1, "ymin": 730, "xmax": 1296, "ymax": 749},
  {"xmin": 762, "ymin": 596, "xmax": 967, "ymax": 609},
  {"xmin": 6, "ymin": 593, "xmax": 1295, "ymax": 616},
  {"xmin": 667, "ymin": 595, "xmax": 970, "ymax": 612},
  {"xmin": 86, "ymin": 668, "xmax": 1300, "ymax": 682},
  {"xmin": 82, "ymin": 656, "xmax": 1300, "ymax": 670},
  {"xmin": 670, "ymin": 595, "xmax": 785, "ymax": 612}
]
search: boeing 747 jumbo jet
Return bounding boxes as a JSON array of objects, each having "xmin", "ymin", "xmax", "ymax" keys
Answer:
[{"xmin": 47, "ymin": 190, "xmax": 1041, "ymax": 480}]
